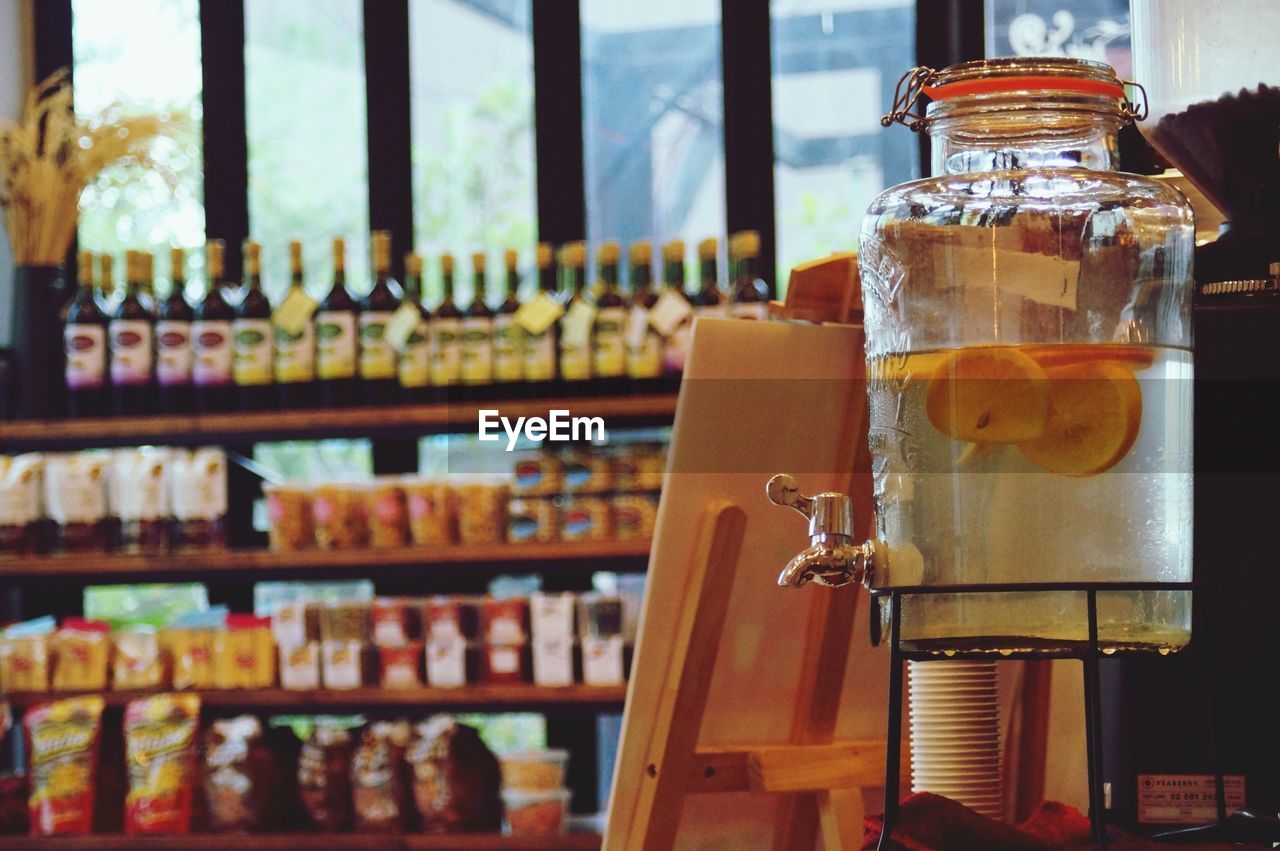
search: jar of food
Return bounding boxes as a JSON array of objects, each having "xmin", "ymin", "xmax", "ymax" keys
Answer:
[
  {"xmin": 111, "ymin": 448, "xmax": 173, "ymax": 555},
  {"xmin": 501, "ymin": 788, "xmax": 570, "ymax": 836},
  {"xmin": 403, "ymin": 479, "xmax": 456, "ymax": 547},
  {"xmin": 558, "ymin": 495, "xmax": 611, "ymax": 541},
  {"xmin": 859, "ymin": 58, "xmax": 1193, "ymax": 651},
  {"xmin": 44, "ymin": 452, "xmax": 110, "ymax": 554},
  {"xmin": 171, "ymin": 448, "xmax": 228, "ymax": 552},
  {"xmin": 507, "ymin": 497, "xmax": 558, "ymax": 544},
  {"xmin": 0, "ymin": 454, "xmax": 43, "ymax": 556},
  {"xmin": 610, "ymin": 492, "xmax": 658, "ymax": 541},
  {"xmin": 425, "ymin": 596, "xmax": 484, "ymax": 641},
  {"xmin": 366, "ymin": 478, "xmax": 409, "ymax": 549},
  {"xmin": 312, "ymin": 483, "xmax": 370, "ymax": 550},
  {"xmin": 455, "ymin": 479, "xmax": 510, "ymax": 545},
  {"xmin": 499, "ymin": 750, "xmax": 569, "ymax": 791},
  {"xmin": 263, "ymin": 483, "xmax": 314, "ymax": 551},
  {"xmin": 560, "ymin": 447, "xmax": 614, "ymax": 494},
  {"xmin": 512, "ymin": 452, "xmax": 562, "ymax": 497}
]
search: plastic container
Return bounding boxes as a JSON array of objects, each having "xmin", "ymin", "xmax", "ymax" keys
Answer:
[
  {"xmin": 263, "ymin": 483, "xmax": 314, "ymax": 551},
  {"xmin": 403, "ymin": 479, "xmax": 456, "ymax": 546},
  {"xmin": 502, "ymin": 787, "xmax": 570, "ymax": 836},
  {"xmin": 455, "ymin": 478, "xmax": 510, "ymax": 545},
  {"xmin": 512, "ymin": 452, "xmax": 562, "ymax": 497},
  {"xmin": 312, "ymin": 483, "xmax": 370, "ymax": 550},
  {"xmin": 110, "ymin": 447, "xmax": 172, "ymax": 555},
  {"xmin": 558, "ymin": 496, "xmax": 611, "ymax": 541},
  {"xmin": 0, "ymin": 454, "xmax": 43, "ymax": 556},
  {"xmin": 366, "ymin": 478, "xmax": 409, "ymax": 549},
  {"xmin": 500, "ymin": 750, "xmax": 569, "ymax": 791},
  {"xmin": 508, "ymin": 496, "xmax": 558, "ymax": 544},
  {"xmin": 611, "ymin": 492, "xmax": 657, "ymax": 541},
  {"xmin": 170, "ymin": 448, "xmax": 228, "ymax": 552}
]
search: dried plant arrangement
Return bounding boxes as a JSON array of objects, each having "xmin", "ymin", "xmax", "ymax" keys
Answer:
[{"xmin": 0, "ymin": 67, "xmax": 178, "ymax": 267}]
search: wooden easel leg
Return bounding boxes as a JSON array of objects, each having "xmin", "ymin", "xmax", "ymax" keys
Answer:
[{"xmin": 819, "ymin": 788, "xmax": 866, "ymax": 850}]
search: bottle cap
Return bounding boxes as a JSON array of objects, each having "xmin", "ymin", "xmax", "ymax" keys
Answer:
[
  {"xmin": 100, "ymin": 253, "xmax": 115, "ymax": 285},
  {"xmin": 505, "ymin": 248, "xmax": 519, "ymax": 268},
  {"xmin": 288, "ymin": 240, "xmax": 303, "ymax": 270},
  {"xmin": 662, "ymin": 239, "xmax": 686, "ymax": 262},
  {"xmin": 441, "ymin": 252, "xmax": 455, "ymax": 275},
  {"xmin": 561, "ymin": 241, "xmax": 586, "ymax": 267},
  {"xmin": 536, "ymin": 243, "xmax": 553, "ymax": 268},
  {"xmin": 77, "ymin": 250, "xmax": 94, "ymax": 285},
  {"xmin": 472, "ymin": 251, "xmax": 486, "ymax": 271},
  {"xmin": 170, "ymin": 247, "xmax": 185, "ymax": 281},
  {"xmin": 372, "ymin": 231, "xmax": 392, "ymax": 271},
  {"xmin": 729, "ymin": 230, "xmax": 760, "ymax": 259},
  {"xmin": 206, "ymin": 240, "xmax": 225, "ymax": 280},
  {"xmin": 597, "ymin": 241, "xmax": 620, "ymax": 265},
  {"xmin": 629, "ymin": 240, "xmax": 652, "ymax": 265},
  {"xmin": 698, "ymin": 237, "xmax": 718, "ymax": 259},
  {"xmin": 243, "ymin": 240, "xmax": 261, "ymax": 274},
  {"xmin": 405, "ymin": 252, "xmax": 424, "ymax": 275},
  {"xmin": 332, "ymin": 237, "xmax": 346, "ymax": 269}
]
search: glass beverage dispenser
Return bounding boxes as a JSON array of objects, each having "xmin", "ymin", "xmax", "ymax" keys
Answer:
[{"xmin": 773, "ymin": 59, "xmax": 1195, "ymax": 654}]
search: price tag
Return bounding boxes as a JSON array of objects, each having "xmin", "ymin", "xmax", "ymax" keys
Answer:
[
  {"xmin": 514, "ymin": 292, "xmax": 565, "ymax": 335},
  {"xmin": 625, "ymin": 306, "xmax": 650, "ymax": 349},
  {"xmin": 272, "ymin": 288, "xmax": 318, "ymax": 336},
  {"xmin": 384, "ymin": 302, "xmax": 422, "ymax": 353},
  {"xmin": 561, "ymin": 299, "xmax": 597, "ymax": 348},
  {"xmin": 648, "ymin": 289, "xmax": 693, "ymax": 337}
]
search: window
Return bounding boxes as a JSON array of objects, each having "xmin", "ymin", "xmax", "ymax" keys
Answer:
[
  {"xmin": 770, "ymin": 0, "xmax": 916, "ymax": 287},
  {"xmin": 409, "ymin": 0, "xmax": 537, "ymax": 307},
  {"xmin": 581, "ymin": 0, "xmax": 727, "ymax": 286},
  {"xmin": 985, "ymin": 0, "xmax": 1131, "ymax": 74},
  {"xmin": 72, "ymin": 0, "xmax": 204, "ymax": 290},
  {"xmin": 245, "ymin": 0, "xmax": 369, "ymax": 299}
]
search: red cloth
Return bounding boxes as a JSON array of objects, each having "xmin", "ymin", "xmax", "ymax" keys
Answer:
[{"xmin": 861, "ymin": 793, "xmax": 1248, "ymax": 850}]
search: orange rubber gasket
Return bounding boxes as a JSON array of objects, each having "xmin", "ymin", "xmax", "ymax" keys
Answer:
[{"xmin": 924, "ymin": 76, "xmax": 1125, "ymax": 100}]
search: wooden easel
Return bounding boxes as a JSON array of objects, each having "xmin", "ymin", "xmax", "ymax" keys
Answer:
[{"xmin": 614, "ymin": 500, "xmax": 886, "ymax": 850}]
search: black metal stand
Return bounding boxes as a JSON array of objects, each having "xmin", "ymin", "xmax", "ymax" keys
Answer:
[{"xmin": 868, "ymin": 580, "xmax": 1199, "ymax": 851}]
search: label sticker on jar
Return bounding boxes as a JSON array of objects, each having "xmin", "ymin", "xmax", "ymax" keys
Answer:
[
  {"xmin": 582, "ymin": 634, "xmax": 625, "ymax": 685},
  {"xmin": 532, "ymin": 637, "xmax": 573, "ymax": 687},
  {"xmin": 65, "ymin": 324, "xmax": 107, "ymax": 388},
  {"xmin": 321, "ymin": 640, "xmax": 362, "ymax": 690},
  {"xmin": 426, "ymin": 635, "xmax": 467, "ymax": 687}
]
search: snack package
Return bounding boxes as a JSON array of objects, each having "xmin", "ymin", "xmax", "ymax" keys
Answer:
[
  {"xmin": 312, "ymin": 483, "xmax": 370, "ymax": 550},
  {"xmin": 297, "ymin": 722, "xmax": 355, "ymax": 831},
  {"xmin": 43, "ymin": 452, "xmax": 110, "ymax": 553},
  {"xmin": 51, "ymin": 618, "xmax": 111, "ymax": 692},
  {"xmin": 0, "ymin": 453, "xmax": 43, "ymax": 556},
  {"xmin": 404, "ymin": 479, "xmax": 456, "ymax": 546},
  {"xmin": 170, "ymin": 448, "xmax": 227, "ymax": 551},
  {"xmin": 24, "ymin": 696, "xmax": 104, "ymax": 836},
  {"xmin": 366, "ymin": 479, "xmax": 409, "ymax": 549},
  {"xmin": 352, "ymin": 721, "xmax": 413, "ymax": 832},
  {"xmin": 165, "ymin": 608, "xmax": 226, "ymax": 690},
  {"xmin": 1, "ymin": 616, "xmax": 55, "ymax": 693},
  {"xmin": 407, "ymin": 716, "xmax": 501, "ymax": 833},
  {"xmin": 214, "ymin": 615, "xmax": 275, "ymax": 689},
  {"xmin": 110, "ymin": 447, "xmax": 172, "ymax": 555},
  {"xmin": 455, "ymin": 479, "xmax": 510, "ymax": 545},
  {"xmin": 203, "ymin": 715, "xmax": 263, "ymax": 833},
  {"xmin": 278, "ymin": 641, "xmax": 320, "ymax": 691},
  {"xmin": 124, "ymin": 693, "xmax": 200, "ymax": 835},
  {"xmin": 262, "ymin": 483, "xmax": 314, "ymax": 551},
  {"xmin": 113, "ymin": 626, "xmax": 165, "ymax": 690},
  {"xmin": 380, "ymin": 645, "xmax": 423, "ymax": 689}
]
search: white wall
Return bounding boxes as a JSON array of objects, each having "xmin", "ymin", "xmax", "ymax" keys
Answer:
[{"xmin": 1, "ymin": 0, "xmax": 33, "ymax": 346}]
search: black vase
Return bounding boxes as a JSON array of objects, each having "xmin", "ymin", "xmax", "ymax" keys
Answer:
[{"xmin": 10, "ymin": 264, "xmax": 70, "ymax": 420}]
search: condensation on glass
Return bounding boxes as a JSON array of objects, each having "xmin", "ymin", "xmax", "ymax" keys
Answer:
[{"xmin": 860, "ymin": 58, "xmax": 1194, "ymax": 653}]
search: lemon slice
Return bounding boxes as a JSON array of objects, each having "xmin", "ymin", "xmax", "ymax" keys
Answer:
[
  {"xmin": 1023, "ymin": 343, "xmax": 1156, "ymax": 371},
  {"xmin": 1017, "ymin": 360, "xmax": 1142, "ymax": 476},
  {"xmin": 925, "ymin": 347, "xmax": 1050, "ymax": 444}
]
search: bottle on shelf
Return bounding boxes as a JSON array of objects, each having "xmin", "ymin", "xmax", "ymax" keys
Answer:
[
  {"xmin": 193, "ymin": 240, "xmax": 236, "ymax": 414},
  {"xmin": 430, "ymin": 252, "xmax": 464, "ymax": 397},
  {"xmin": 359, "ymin": 230, "xmax": 403, "ymax": 407},
  {"xmin": 233, "ymin": 240, "xmax": 274, "ymax": 411},
  {"xmin": 520, "ymin": 242, "xmax": 563, "ymax": 397},
  {"xmin": 274, "ymin": 239, "xmax": 317, "ymax": 410},
  {"xmin": 493, "ymin": 248, "xmax": 525, "ymax": 399},
  {"xmin": 98, "ymin": 253, "xmax": 119, "ymax": 315},
  {"xmin": 63, "ymin": 249, "xmax": 109, "ymax": 417},
  {"xmin": 659, "ymin": 239, "xmax": 693, "ymax": 392},
  {"xmin": 156, "ymin": 247, "xmax": 195, "ymax": 414},
  {"xmin": 625, "ymin": 240, "xmax": 663, "ymax": 394},
  {"xmin": 729, "ymin": 230, "xmax": 770, "ymax": 320},
  {"xmin": 558, "ymin": 241, "xmax": 593, "ymax": 392},
  {"xmin": 692, "ymin": 237, "xmax": 726, "ymax": 318},
  {"xmin": 109, "ymin": 250, "xmax": 156, "ymax": 416},
  {"xmin": 397, "ymin": 251, "xmax": 432, "ymax": 405},
  {"xmin": 592, "ymin": 241, "xmax": 628, "ymax": 396},
  {"xmin": 460, "ymin": 251, "xmax": 495, "ymax": 400},
  {"xmin": 315, "ymin": 237, "xmax": 360, "ymax": 409}
]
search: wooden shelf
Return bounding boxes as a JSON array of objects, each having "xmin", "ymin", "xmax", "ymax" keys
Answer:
[
  {"xmin": 0, "ymin": 394, "xmax": 678, "ymax": 449},
  {"xmin": 2, "ymin": 684, "xmax": 627, "ymax": 713},
  {"xmin": 0, "ymin": 538, "xmax": 652, "ymax": 581},
  {"xmin": 0, "ymin": 832, "xmax": 602, "ymax": 850}
]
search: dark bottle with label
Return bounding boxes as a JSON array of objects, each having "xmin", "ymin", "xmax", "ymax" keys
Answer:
[
  {"xmin": 156, "ymin": 246, "xmax": 195, "ymax": 414},
  {"xmin": 626, "ymin": 240, "xmax": 664, "ymax": 394},
  {"xmin": 692, "ymin": 237, "xmax": 726, "ymax": 317},
  {"xmin": 460, "ymin": 252, "xmax": 495, "ymax": 400},
  {"xmin": 592, "ymin": 241, "xmax": 628, "ymax": 397},
  {"xmin": 109, "ymin": 250, "xmax": 156, "ymax": 416},
  {"xmin": 359, "ymin": 230, "xmax": 403, "ymax": 407},
  {"xmin": 316, "ymin": 237, "xmax": 360, "ymax": 408},
  {"xmin": 63, "ymin": 249, "xmax": 110, "ymax": 417},
  {"xmin": 431, "ymin": 253, "xmax": 464, "ymax": 401},
  {"xmin": 192, "ymin": 239, "xmax": 236, "ymax": 414},
  {"xmin": 398, "ymin": 251, "xmax": 433, "ymax": 405},
  {"xmin": 660, "ymin": 239, "xmax": 693, "ymax": 392},
  {"xmin": 275, "ymin": 240, "xmax": 316, "ymax": 410},
  {"xmin": 493, "ymin": 248, "xmax": 525, "ymax": 399},
  {"xmin": 233, "ymin": 240, "xmax": 274, "ymax": 410},
  {"xmin": 558, "ymin": 241, "xmax": 593, "ymax": 391},
  {"xmin": 729, "ymin": 230, "xmax": 770, "ymax": 319},
  {"xmin": 522, "ymin": 242, "xmax": 562, "ymax": 397}
]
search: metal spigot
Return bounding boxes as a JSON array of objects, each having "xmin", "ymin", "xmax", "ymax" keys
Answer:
[{"xmin": 766, "ymin": 474, "xmax": 874, "ymax": 588}]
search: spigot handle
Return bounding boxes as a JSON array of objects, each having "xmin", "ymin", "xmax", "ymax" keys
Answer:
[{"xmin": 766, "ymin": 473, "xmax": 813, "ymax": 520}]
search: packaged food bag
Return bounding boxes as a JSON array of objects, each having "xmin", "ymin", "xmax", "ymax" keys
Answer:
[
  {"xmin": 51, "ymin": 618, "xmax": 111, "ymax": 692},
  {"xmin": 203, "ymin": 715, "xmax": 263, "ymax": 833},
  {"xmin": 352, "ymin": 720, "xmax": 413, "ymax": 832},
  {"xmin": 24, "ymin": 695, "xmax": 105, "ymax": 836},
  {"xmin": 123, "ymin": 693, "xmax": 200, "ymax": 835}
]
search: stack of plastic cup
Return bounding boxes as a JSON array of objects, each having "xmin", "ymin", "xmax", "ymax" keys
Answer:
[{"xmin": 908, "ymin": 660, "xmax": 1004, "ymax": 820}]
